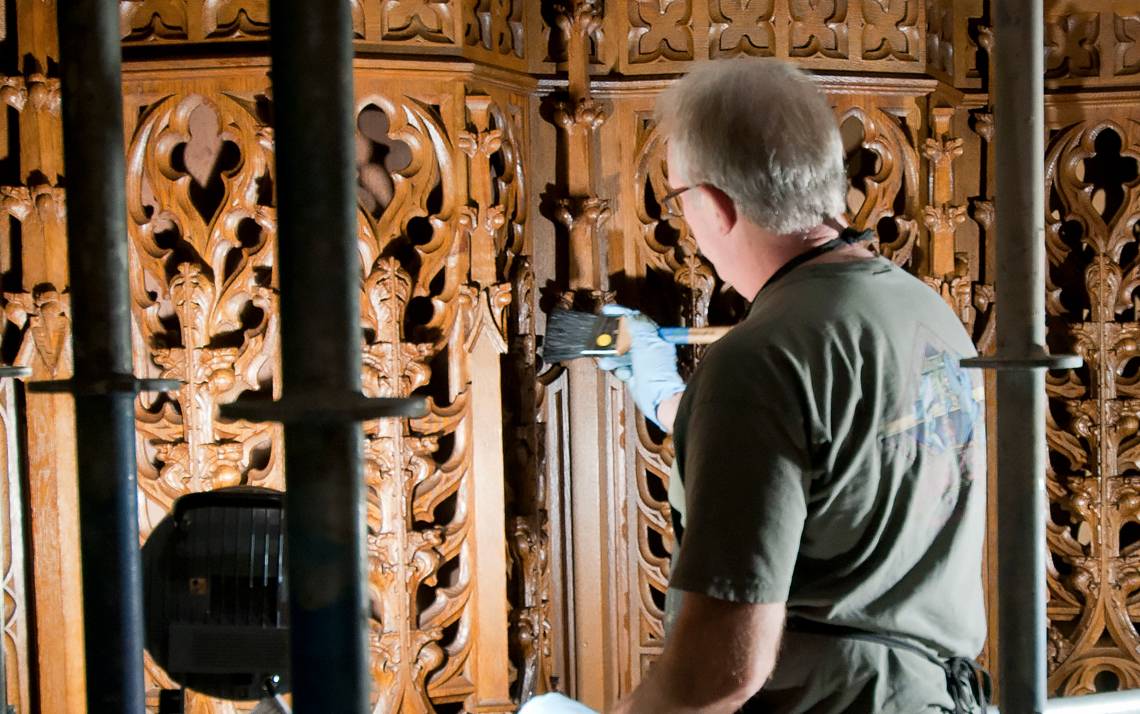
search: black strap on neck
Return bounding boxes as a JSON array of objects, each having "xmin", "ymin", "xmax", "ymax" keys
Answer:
[{"xmin": 757, "ymin": 226, "xmax": 869, "ymax": 296}]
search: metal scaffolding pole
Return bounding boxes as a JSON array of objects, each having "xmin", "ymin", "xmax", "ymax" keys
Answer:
[
  {"xmin": 49, "ymin": 2, "xmax": 174, "ymax": 710},
  {"xmin": 223, "ymin": 1, "xmax": 424, "ymax": 710},
  {"xmin": 992, "ymin": 4, "xmax": 1049, "ymax": 707},
  {"xmin": 270, "ymin": 3, "xmax": 369, "ymax": 705},
  {"xmin": 963, "ymin": 4, "xmax": 1080, "ymax": 714}
]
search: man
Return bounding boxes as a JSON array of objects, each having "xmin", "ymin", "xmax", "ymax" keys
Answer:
[{"xmin": 602, "ymin": 58, "xmax": 988, "ymax": 713}]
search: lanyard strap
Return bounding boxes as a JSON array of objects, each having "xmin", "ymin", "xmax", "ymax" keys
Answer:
[{"xmin": 757, "ymin": 226, "xmax": 872, "ymax": 296}]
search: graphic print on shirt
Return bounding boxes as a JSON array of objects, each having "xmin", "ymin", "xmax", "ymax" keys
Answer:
[
  {"xmin": 882, "ymin": 338, "xmax": 982, "ymax": 453},
  {"xmin": 880, "ymin": 332, "xmax": 985, "ymax": 531}
]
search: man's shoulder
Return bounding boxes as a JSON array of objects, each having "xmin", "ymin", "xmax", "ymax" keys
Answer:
[
  {"xmin": 752, "ymin": 259, "xmax": 972, "ymax": 347},
  {"xmin": 684, "ymin": 324, "xmax": 813, "ymax": 416},
  {"xmin": 699, "ymin": 321, "xmax": 799, "ymax": 377}
]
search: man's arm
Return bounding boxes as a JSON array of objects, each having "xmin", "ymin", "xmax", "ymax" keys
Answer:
[
  {"xmin": 656, "ymin": 392, "xmax": 683, "ymax": 433},
  {"xmin": 611, "ymin": 592, "xmax": 785, "ymax": 714}
]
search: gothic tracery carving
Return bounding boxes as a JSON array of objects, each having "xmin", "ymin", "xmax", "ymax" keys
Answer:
[
  {"xmin": 381, "ymin": 0, "xmax": 456, "ymax": 43},
  {"xmin": 19, "ymin": 0, "xmax": 1140, "ymax": 708},
  {"xmin": 836, "ymin": 102, "xmax": 921, "ymax": 267},
  {"xmin": 127, "ymin": 94, "xmax": 281, "ymax": 516},
  {"xmin": 352, "ymin": 94, "xmax": 469, "ymax": 710},
  {"xmin": 1046, "ymin": 13, "xmax": 1101, "ymax": 80},
  {"xmin": 628, "ymin": 0, "xmax": 694, "ymax": 64},
  {"xmin": 789, "ymin": 0, "xmax": 848, "ymax": 60},
  {"xmin": 465, "ymin": 0, "xmax": 525, "ymax": 58},
  {"xmin": 0, "ymin": 378, "xmax": 28, "ymax": 712},
  {"xmin": 120, "ymin": 0, "xmax": 189, "ymax": 41},
  {"xmin": 1045, "ymin": 119, "xmax": 1140, "ymax": 694},
  {"xmin": 862, "ymin": 0, "xmax": 920, "ymax": 62},
  {"xmin": 203, "ymin": 0, "xmax": 269, "ymax": 38},
  {"xmin": 709, "ymin": 0, "xmax": 775, "ymax": 59}
]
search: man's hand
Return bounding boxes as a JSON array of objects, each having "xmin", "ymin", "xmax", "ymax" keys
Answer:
[
  {"xmin": 596, "ymin": 305, "xmax": 686, "ymax": 431},
  {"xmin": 611, "ymin": 592, "xmax": 785, "ymax": 714}
]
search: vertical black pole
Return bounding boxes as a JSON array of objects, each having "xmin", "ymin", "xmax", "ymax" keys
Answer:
[
  {"xmin": 55, "ymin": 2, "xmax": 145, "ymax": 712},
  {"xmin": 965, "ymin": 3, "xmax": 1081, "ymax": 712},
  {"xmin": 268, "ymin": 2, "xmax": 368, "ymax": 711},
  {"xmin": 994, "ymin": 4, "xmax": 1046, "ymax": 714}
]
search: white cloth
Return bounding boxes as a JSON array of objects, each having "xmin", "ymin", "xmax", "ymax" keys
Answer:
[{"xmin": 517, "ymin": 693, "xmax": 598, "ymax": 714}]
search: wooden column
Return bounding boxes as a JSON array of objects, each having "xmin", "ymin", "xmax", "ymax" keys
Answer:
[
  {"xmin": 5, "ymin": 2, "xmax": 85, "ymax": 711},
  {"xmin": 462, "ymin": 94, "xmax": 514, "ymax": 713},
  {"xmin": 549, "ymin": 1, "xmax": 622, "ymax": 709}
]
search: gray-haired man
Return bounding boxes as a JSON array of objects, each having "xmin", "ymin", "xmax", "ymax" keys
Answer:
[{"xmin": 602, "ymin": 58, "xmax": 989, "ymax": 713}]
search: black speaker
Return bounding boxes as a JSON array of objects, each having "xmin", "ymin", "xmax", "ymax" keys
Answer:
[{"xmin": 143, "ymin": 487, "xmax": 290, "ymax": 701}]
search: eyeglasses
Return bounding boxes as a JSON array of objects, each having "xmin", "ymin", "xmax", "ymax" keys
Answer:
[{"xmin": 659, "ymin": 184, "xmax": 695, "ymax": 217}]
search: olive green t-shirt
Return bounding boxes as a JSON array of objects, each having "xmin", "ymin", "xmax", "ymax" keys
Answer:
[{"xmin": 669, "ymin": 256, "xmax": 987, "ymax": 714}]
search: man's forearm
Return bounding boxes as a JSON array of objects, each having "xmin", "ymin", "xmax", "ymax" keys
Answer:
[
  {"xmin": 611, "ymin": 652, "xmax": 759, "ymax": 714},
  {"xmin": 609, "ymin": 594, "xmax": 784, "ymax": 714}
]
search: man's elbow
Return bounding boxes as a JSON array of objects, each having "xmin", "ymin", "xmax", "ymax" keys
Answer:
[
  {"xmin": 662, "ymin": 594, "xmax": 785, "ymax": 711},
  {"xmin": 672, "ymin": 650, "xmax": 776, "ymax": 711},
  {"xmin": 718, "ymin": 654, "xmax": 777, "ymax": 710}
]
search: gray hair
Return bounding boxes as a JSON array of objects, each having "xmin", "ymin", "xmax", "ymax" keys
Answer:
[{"xmin": 656, "ymin": 58, "xmax": 847, "ymax": 235}]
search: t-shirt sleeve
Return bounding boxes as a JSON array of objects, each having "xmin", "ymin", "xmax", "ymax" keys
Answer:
[{"xmin": 668, "ymin": 345, "xmax": 812, "ymax": 604}]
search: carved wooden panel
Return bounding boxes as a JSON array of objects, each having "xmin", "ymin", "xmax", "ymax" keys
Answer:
[
  {"xmin": 708, "ymin": 0, "xmax": 776, "ymax": 59},
  {"xmin": 3, "ymin": 0, "xmax": 1139, "ymax": 710},
  {"xmin": 831, "ymin": 80, "xmax": 928, "ymax": 267},
  {"xmin": 119, "ymin": 0, "xmax": 271, "ymax": 41},
  {"xmin": 920, "ymin": 101, "xmax": 995, "ymax": 355},
  {"xmin": 1044, "ymin": 3, "xmax": 1140, "ymax": 88},
  {"xmin": 537, "ymin": 3, "xmax": 627, "ymax": 709},
  {"xmin": 924, "ymin": 0, "xmax": 985, "ymax": 88},
  {"xmin": 127, "ymin": 89, "xmax": 281, "ymax": 520},
  {"xmin": 535, "ymin": 367, "xmax": 573, "ymax": 697},
  {"xmin": 0, "ymin": 376, "xmax": 30, "ymax": 713},
  {"xmin": 119, "ymin": 1, "xmax": 537, "ymax": 71},
  {"xmin": 464, "ymin": 0, "xmax": 526, "ymax": 61},
  {"xmin": 2, "ymin": 2, "xmax": 85, "ymax": 712},
  {"xmin": 118, "ymin": 61, "xmax": 528, "ymax": 712},
  {"xmin": 1043, "ymin": 99, "xmax": 1140, "ymax": 695},
  {"xmin": 592, "ymin": 0, "xmax": 928, "ymax": 75},
  {"xmin": 121, "ymin": 68, "xmax": 280, "ymax": 712},
  {"xmin": 628, "ymin": 0, "xmax": 695, "ymax": 65},
  {"xmin": 504, "ymin": 253, "xmax": 557, "ymax": 703}
]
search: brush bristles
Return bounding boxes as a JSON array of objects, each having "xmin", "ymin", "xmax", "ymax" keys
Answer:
[{"xmin": 542, "ymin": 310, "xmax": 612, "ymax": 362}]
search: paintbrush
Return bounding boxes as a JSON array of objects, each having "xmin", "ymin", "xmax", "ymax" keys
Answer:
[{"xmin": 541, "ymin": 308, "xmax": 731, "ymax": 363}]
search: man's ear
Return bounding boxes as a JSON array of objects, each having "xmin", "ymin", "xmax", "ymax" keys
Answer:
[{"xmin": 701, "ymin": 184, "xmax": 737, "ymax": 235}]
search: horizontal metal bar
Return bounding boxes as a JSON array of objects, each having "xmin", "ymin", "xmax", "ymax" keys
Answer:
[
  {"xmin": 987, "ymin": 688, "xmax": 1140, "ymax": 714},
  {"xmin": 28, "ymin": 376, "xmax": 182, "ymax": 394},
  {"xmin": 0, "ymin": 366, "xmax": 31, "ymax": 379},
  {"xmin": 961, "ymin": 354, "xmax": 1082, "ymax": 370},
  {"xmin": 220, "ymin": 393, "xmax": 427, "ymax": 424},
  {"xmin": 961, "ymin": 357, "xmax": 1082, "ymax": 370}
]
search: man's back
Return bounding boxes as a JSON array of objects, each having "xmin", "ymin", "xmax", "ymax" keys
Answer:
[{"xmin": 670, "ymin": 256, "xmax": 987, "ymax": 713}]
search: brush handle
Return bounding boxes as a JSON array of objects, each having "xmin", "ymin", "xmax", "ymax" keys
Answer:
[{"xmin": 657, "ymin": 326, "xmax": 732, "ymax": 345}]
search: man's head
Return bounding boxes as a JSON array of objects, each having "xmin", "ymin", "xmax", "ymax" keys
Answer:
[{"xmin": 656, "ymin": 58, "xmax": 846, "ymax": 237}]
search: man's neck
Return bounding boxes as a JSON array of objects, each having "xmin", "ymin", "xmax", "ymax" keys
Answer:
[{"xmin": 735, "ymin": 222, "xmax": 843, "ymax": 300}]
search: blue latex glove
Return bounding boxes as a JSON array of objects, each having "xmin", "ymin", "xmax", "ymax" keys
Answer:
[{"xmin": 596, "ymin": 305, "xmax": 685, "ymax": 428}]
